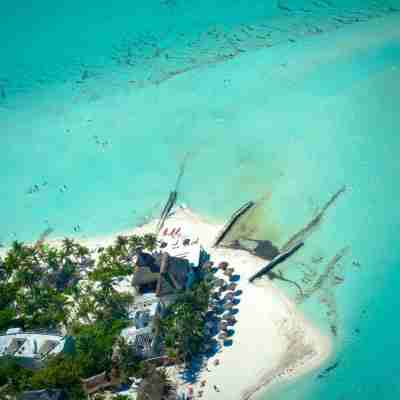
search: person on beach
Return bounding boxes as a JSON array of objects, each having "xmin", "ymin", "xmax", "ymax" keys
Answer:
[{"xmin": 213, "ymin": 385, "xmax": 220, "ymax": 392}]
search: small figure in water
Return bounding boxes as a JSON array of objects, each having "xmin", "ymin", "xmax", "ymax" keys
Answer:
[{"xmin": 28, "ymin": 184, "xmax": 40, "ymax": 194}]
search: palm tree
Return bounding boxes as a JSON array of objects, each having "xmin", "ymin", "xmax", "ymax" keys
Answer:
[
  {"xmin": 46, "ymin": 248, "xmax": 61, "ymax": 273},
  {"xmin": 106, "ymin": 246, "xmax": 121, "ymax": 262},
  {"xmin": 127, "ymin": 235, "xmax": 144, "ymax": 253},
  {"xmin": 115, "ymin": 235, "xmax": 128, "ymax": 250},
  {"xmin": 143, "ymin": 234, "xmax": 157, "ymax": 251},
  {"xmin": 10, "ymin": 241, "xmax": 24, "ymax": 256},
  {"xmin": 61, "ymin": 238, "xmax": 76, "ymax": 257},
  {"xmin": 74, "ymin": 244, "xmax": 90, "ymax": 265}
]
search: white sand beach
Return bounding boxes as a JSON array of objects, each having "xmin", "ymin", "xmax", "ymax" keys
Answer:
[{"xmin": 76, "ymin": 206, "xmax": 332, "ymax": 400}]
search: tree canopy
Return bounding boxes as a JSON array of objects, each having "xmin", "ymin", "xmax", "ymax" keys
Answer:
[
  {"xmin": 160, "ymin": 280, "xmax": 212, "ymax": 363},
  {"xmin": 0, "ymin": 233, "xmax": 158, "ymax": 398}
]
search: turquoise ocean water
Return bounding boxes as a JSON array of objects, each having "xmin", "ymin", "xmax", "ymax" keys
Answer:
[{"xmin": 1, "ymin": 1, "xmax": 400, "ymax": 398}]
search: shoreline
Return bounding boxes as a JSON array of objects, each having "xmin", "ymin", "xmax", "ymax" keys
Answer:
[
  {"xmin": 1, "ymin": 206, "xmax": 332, "ymax": 399},
  {"xmin": 151, "ymin": 207, "xmax": 332, "ymax": 400}
]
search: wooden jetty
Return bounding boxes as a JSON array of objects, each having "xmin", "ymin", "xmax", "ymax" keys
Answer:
[
  {"xmin": 249, "ymin": 241, "xmax": 304, "ymax": 283},
  {"xmin": 212, "ymin": 201, "xmax": 255, "ymax": 247},
  {"xmin": 156, "ymin": 191, "xmax": 177, "ymax": 235}
]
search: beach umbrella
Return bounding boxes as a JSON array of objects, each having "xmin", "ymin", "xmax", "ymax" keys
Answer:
[
  {"xmin": 211, "ymin": 292, "xmax": 220, "ymax": 300},
  {"xmin": 224, "ymin": 292, "xmax": 234, "ymax": 300},
  {"xmin": 222, "ymin": 312, "xmax": 236, "ymax": 320},
  {"xmin": 220, "ymin": 284, "xmax": 229, "ymax": 292},
  {"xmin": 223, "ymin": 302, "xmax": 234, "ymax": 311},
  {"xmin": 214, "ymin": 278, "xmax": 225, "ymax": 287},
  {"xmin": 218, "ymin": 261, "xmax": 229, "ymax": 271},
  {"xmin": 219, "ymin": 321, "xmax": 228, "ymax": 330},
  {"xmin": 221, "ymin": 313, "xmax": 231, "ymax": 321}
]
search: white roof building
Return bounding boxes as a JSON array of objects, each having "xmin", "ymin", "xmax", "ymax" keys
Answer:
[
  {"xmin": 0, "ymin": 328, "xmax": 74, "ymax": 368},
  {"xmin": 121, "ymin": 293, "xmax": 160, "ymax": 358}
]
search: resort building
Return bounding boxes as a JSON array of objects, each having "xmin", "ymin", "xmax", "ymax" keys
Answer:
[
  {"xmin": 127, "ymin": 233, "xmax": 206, "ymax": 359},
  {"xmin": 120, "ymin": 293, "xmax": 160, "ymax": 359},
  {"xmin": 0, "ymin": 328, "xmax": 74, "ymax": 369},
  {"xmin": 133, "ymin": 236, "xmax": 203, "ymax": 300}
]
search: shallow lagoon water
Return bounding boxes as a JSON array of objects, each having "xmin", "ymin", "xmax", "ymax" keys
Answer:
[{"xmin": 1, "ymin": 1, "xmax": 400, "ymax": 399}]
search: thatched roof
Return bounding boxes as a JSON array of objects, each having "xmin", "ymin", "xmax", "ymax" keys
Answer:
[
  {"xmin": 132, "ymin": 266, "xmax": 160, "ymax": 287},
  {"xmin": 81, "ymin": 370, "xmax": 120, "ymax": 395},
  {"xmin": 156, "ymin": 254, "xmax": 190, "ymax": 297},
  {"xmin": 133, "ymin": 251, "xmax": 190, "ymax": 298},
  {"xmin": 137, "ymin": 371, "xmax": 171, "ymax": 400}
]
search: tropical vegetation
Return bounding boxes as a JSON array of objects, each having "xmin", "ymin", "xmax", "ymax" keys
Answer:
[
  {"xmin": 0, "ymin": 233, "xmax": 157, "ymax": 399},
  {"xmin": 0, "ymin": 231, "xmax": 210, "ymax": 399},
  {"xmin": 160, "ymin": 280, "xmax": 212, "ymax": 363}
]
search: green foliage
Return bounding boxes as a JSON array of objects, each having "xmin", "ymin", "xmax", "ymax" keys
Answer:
[
  {"xmin": 0, "ymin": 232, "xmax": 156, "ymax": 397},
  {"xmin": 114, "ymin": 396, "xmax": 130, "ymax": 400},
  {"xmin": 0, "ymin": 240, "xmax": 87, "ymax": 331},
  {"xmin": 29, "ymin": 355, "xmax": 84, "ymax": 399},
  {"xmin": 0, "ymin": 282, "xmax": 18, "ymax": 331},
  {"xmin": 15, "ymin": 287, "xmax": 69, "ymax": 330},
  {"xmin": 0, "ymin": 308, "xmax": 17, "ymax": 332},
  {"xmin": 142, "ymin": 234, "xmax": 157, "ymax": 252},
  {"xmin": 88, "ymin": 260, "xmax": 131, "ymax": 284},
  {"xmin": 115, "ymin": 338, "xmax": 142, "ymax": 381},
  {"xmin": 160, "ymin": 281, "xmax": 212, "ymax": 363},
  {"xmin": 0, "ymin": 357, "xmax": 33, "ymax": 391},
  {"xmin": 71, "ymin": 320, "xmax": 128, "ymax": 378}
]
